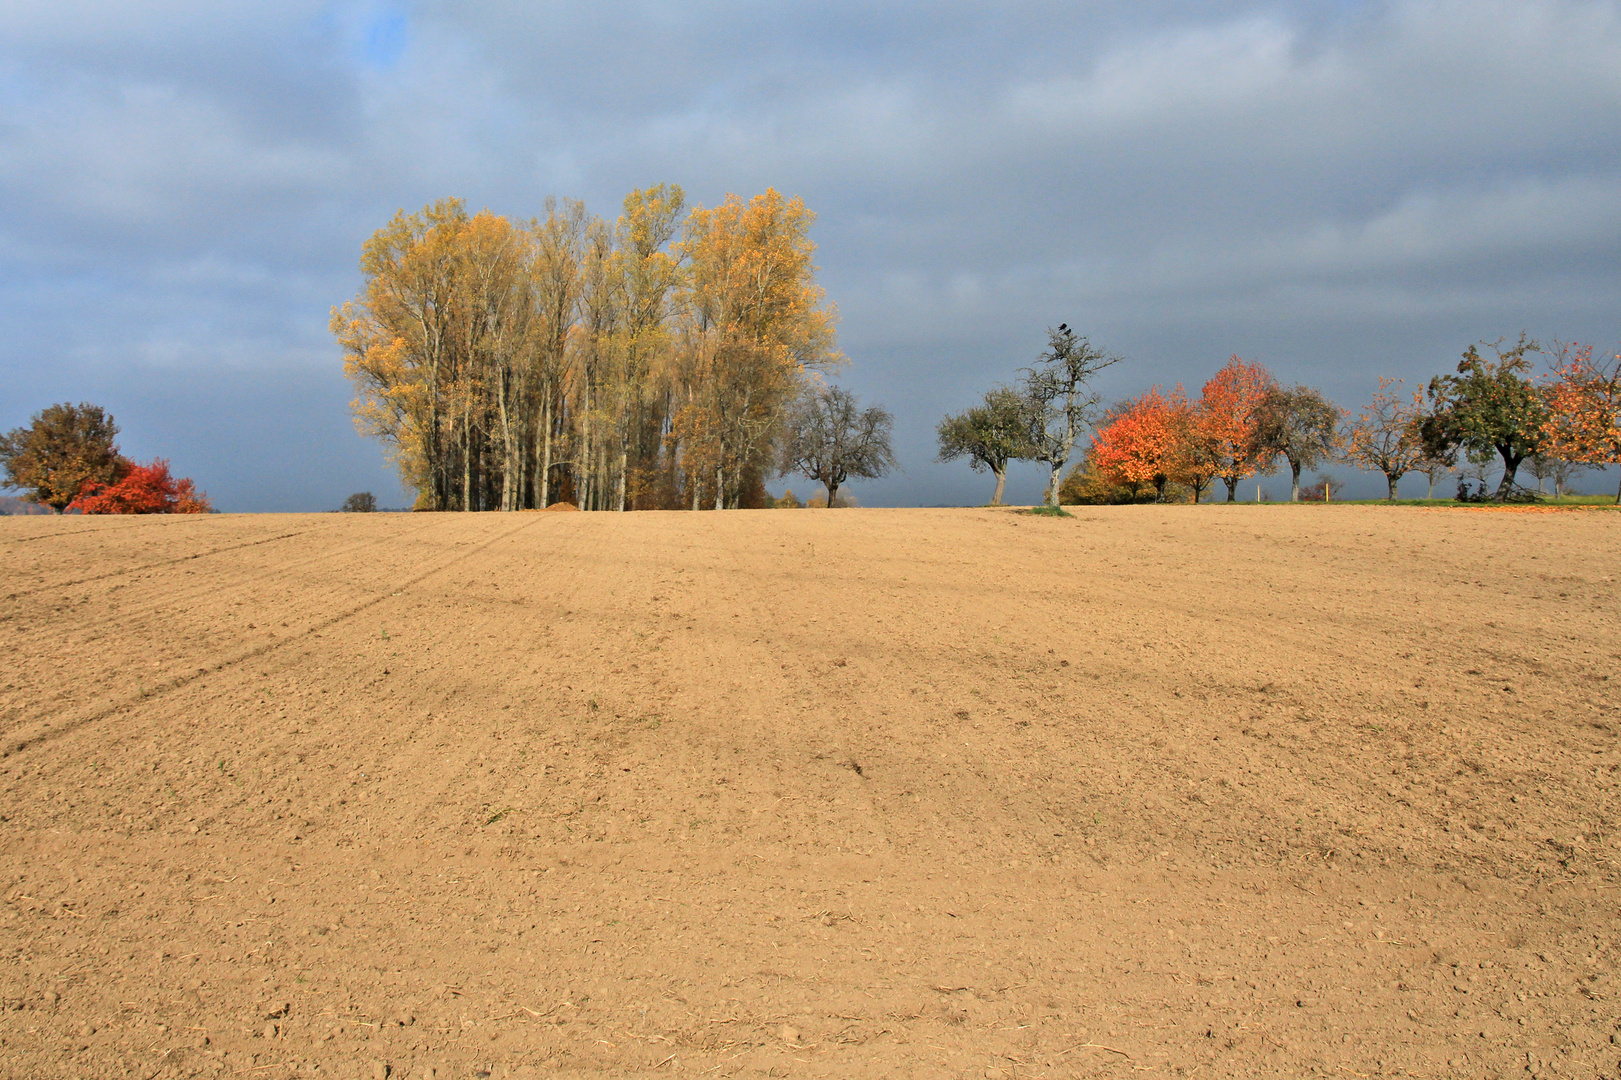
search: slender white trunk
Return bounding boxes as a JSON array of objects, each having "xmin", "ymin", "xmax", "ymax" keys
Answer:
[
  {"xmin": 539, "ymin": 392, "xmax": 553, "ymax": 507},
  {"xmin": 497, "ymin": 371, "xmax": 515, "ymax": 511},
  {"xmin": 461, "ymin": 400, "xmax": 472, "ymax": 511}
]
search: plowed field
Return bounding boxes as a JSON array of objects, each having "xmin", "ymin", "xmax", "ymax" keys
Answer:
[{"xmin": 1, "ymin": 506, "xmax": 1617, "ymax": 1079}]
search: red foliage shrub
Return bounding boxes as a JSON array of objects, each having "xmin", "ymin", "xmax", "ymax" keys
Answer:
[{"xmin": 68, "ymin": 458, "xmax": 212, "ymax": 514}]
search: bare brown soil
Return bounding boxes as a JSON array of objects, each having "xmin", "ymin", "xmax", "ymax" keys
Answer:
[{"xmin": 1, "ymin": 506, "xmax": 1618, "ymax": 1080}]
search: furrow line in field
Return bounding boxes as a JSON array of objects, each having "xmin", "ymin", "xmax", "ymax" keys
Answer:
[
  {"xmin": 336, "ymin": 517, "xmax": 600, "ymax": 850},
  {"xmin": 1, "ymin": 521, "xmax": 353, "ymax": 598},
  {"xmin": 0, "ymin": 512, "xmax": 254, "ymax": 546},
  {"xmin": 1, "ymin": 514, "xmax": 542, "ymax": 760},
  {"xmin": 23, "ymin": 514, "xmax": 448, "ymax": 623},
  {"xmin": 0, "ymin": 517, "xmax": 462, "ymax": 736}
]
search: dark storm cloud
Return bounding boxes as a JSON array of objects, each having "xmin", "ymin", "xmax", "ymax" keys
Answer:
[{"xmin": 2, "ymin": 1, "xmax": 1618, "ymax": 508}]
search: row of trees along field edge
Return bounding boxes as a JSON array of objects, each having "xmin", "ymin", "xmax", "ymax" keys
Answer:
[{"xmin": 940, "ymin": 332, "xmax": 1621, "ymax": 506}]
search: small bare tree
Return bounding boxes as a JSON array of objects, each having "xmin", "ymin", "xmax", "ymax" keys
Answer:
[
  {"xmin": 1343, "ymin": 378, "xmax": 1426, "ymax": 500},
  {"xmin": 1415, "ymin": 440, "xmax": 1456, "ymax": 498},
  {"xmin": 780, "ymin": 386, "xmax": 898, "ymax": 508},
  {"xmin": 1255, "ymin": 384, "xmax": 1340, "ymax": 501},
  {"xmin": 1524, "ymin": 453, "xmax": 1586, "ymax": 496},
  {"xmin": 1018, "ymin": 325, "xmax": 1121, "ymax": 507}
]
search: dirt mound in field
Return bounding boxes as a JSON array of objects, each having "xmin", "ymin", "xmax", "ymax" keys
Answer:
[{"xmin": 1, "ymin": 506, "xmax": 1617, "ymax": 1078}]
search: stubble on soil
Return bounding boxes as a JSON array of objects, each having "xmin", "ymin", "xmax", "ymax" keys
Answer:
[{"xmin": 0, "ymin": 506, "xmax": 1617, "ymax": 1079}]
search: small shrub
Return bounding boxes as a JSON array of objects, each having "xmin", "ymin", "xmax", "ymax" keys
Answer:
[
  {"xmin": 1058, "ymin": 461, "xmax": 1134, "ymax": 504},
  {"xmin": 805, "ymin": 492, "xmax": 857, "ymax": 509},
  {"xmin": 69, "ymin": 458, "xmax": 211, "ymax": 514},
  {"xmin": 341, "ymin": 492, "xmax": 377, "ymax": 513},
  {"xmin": 1298, "ymin": 475, "xmax": 1336, "ymax": 502},
  {"xmin": 1456, "ymin": 478, "xmax": 1541, "ymax": 503}
]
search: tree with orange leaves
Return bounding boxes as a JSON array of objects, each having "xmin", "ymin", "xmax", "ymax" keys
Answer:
[
  {"xmin": 1163, "ymin": 386, "xmax": 1219, "ymax": 502},
  {"xmin": 1543, "ymin": 341, "xmax": 1621, "ymax": 503},
  {"xmin": 1091, "ymin": 386, "xmax": 1179, "ymax": 501},
  {"xmin": 674, "ymin": 188, "xmax": 842, "ymax": 509},
  {"xmin": 1199, "ymin": 357, "xmax": 1278, "ymax": 501},
  {"xmin": 69, "ymin": 458, "xmax": 211, "ymax": 514}
]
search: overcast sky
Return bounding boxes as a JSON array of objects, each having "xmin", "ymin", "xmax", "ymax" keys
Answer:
[{"xmin": 3, "ymin": 0, "xmax": 1619, "ymax": 509}]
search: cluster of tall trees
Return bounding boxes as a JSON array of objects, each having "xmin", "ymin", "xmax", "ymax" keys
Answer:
[
  {"xmin": 334, "ymin": 186, "xmax": 850, "ymax": 511},
  {"xmin": 939, "ymin": 331, "xmax": 1621, "ymax": 505}
]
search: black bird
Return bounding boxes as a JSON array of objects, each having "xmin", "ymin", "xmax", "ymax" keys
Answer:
[{"xmin": 1058, "ymin": 323, "xmax": 1068, "ymax": 332}]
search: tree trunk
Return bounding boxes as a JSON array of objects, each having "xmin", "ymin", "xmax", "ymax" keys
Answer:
[
  {"xmin": 1496, "ymin": 450, "xmax": 1522, "ymax": 500},
  {"xmin": 1426, "ymin": 472, "xmax": 1435, "ymax": 499},
  {"xmin": 990, "ymin": 467, "xmax": 1006, "ymax": 506},
  {"xmin": 580, "ymin": 381, "xmax": 593, "ymax": 511},
  {"xmin": 616, "ymin": 447, "xmax": 628, "ymax": 511},
  {"xmin": 825, "ymin": 480, "xmax": 839, "ymax": 508},
  {"xmin": 1224, "ymin": 475, "xmax": 1239, "ymax": 502},
  {"xmin": 713, "ymin": 464, "xmax": 724, "ymax": 510},
  {"xmin": 1290, "ymin": 461, "xmax": 1301, "ymax": 502},
  {"xmin": 539, "ymin": 392, "xmax": 553, "ymax": 507},
  {"xmin": 1387, "ymin": 472, "xmax": 1399, "ymax": 500},
  {"xmin": 1046, "ymin": 461, "xmax": 1061, "ymax": 507},
  {"xmin": 427, "ymin": 348, "xmax": 444, "ymax": 511},
  {"xmin": 497, "ymin": 372, "xmax": 515, "ymax": 512},
  {"xmin": 461, "ymin": 401, "xmax": 472, "ymax": 511}
]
